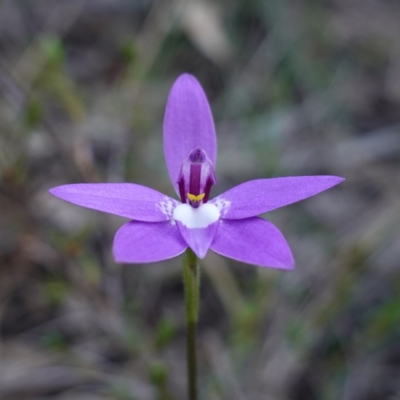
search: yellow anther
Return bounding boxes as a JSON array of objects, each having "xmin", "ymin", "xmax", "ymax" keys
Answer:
[{"xmin": 187, "ymin": 193, "xmax": 205, "ymax": 202}]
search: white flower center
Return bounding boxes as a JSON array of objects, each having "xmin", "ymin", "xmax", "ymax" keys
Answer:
[{"xmin": 173, "ymin": 203, "xmax": 220, "ymax": 228}]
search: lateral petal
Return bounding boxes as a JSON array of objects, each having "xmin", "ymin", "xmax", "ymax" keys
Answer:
[
  {"xmin": 113, "ymin": 221, "xmax": 187, "ymax": 263},
  {"xmin": 163, "ymin": 74, "xmax": 217, "ymax": 194},
  {"xmin": 211, "ymin": 176, "xmax": 344, "ymax": 219},
  {"xmin": 49, "ymin": 183, "xmax": 178, "ymax": 221},
  {"xmin": 210, "ymin": 217, "xmax": 294, "ymax": 269}
]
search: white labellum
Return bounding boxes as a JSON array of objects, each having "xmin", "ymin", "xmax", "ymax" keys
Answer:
[{"xmin": 173, "ymin": 203, "xmax": 220, "ymax": 228}]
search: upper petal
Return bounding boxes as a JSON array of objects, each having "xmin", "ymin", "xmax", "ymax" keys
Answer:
[
  {"xmin": 163, "ymin": 74, "xmax": 217, "ymax": 194},
  {"xmin": 210, "ymin": 217, "xmax": 294, "ymax": 269},
  {"xmin": 49, "ymin": 183, "xmax": 178, "ymax": 221},
  {"xmin": 211, "ymin": 176, "xmax": 344, "ymax": 219},
  {"xmin": 113, "ymin": 220, "xmax": 187, "ymax": 263}
]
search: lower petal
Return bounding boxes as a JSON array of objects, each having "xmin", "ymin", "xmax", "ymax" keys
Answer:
[
  {"xmin": 113, "ymin": 221, "xmax": 187, "ymax": 263},
  {"xmin": 176, "ymin": 220, "xmax": 219, "ymax": 259},
  {"xmin": 210, "ymin": 218, "xmax": 294, "ymax": 269},
  {"xmin": 173, "ymin": 203, "xmax": 220, "ymax": 259}
]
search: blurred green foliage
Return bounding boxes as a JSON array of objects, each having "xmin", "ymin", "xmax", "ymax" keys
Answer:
[{"xmin": 0, "ymin": 0, "xmax": 400, "ymax": 399}]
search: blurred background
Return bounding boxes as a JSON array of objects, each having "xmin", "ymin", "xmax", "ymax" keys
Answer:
[{"xmin": 1, "ymin": 0, "xmax": 400, "ymax": 399}]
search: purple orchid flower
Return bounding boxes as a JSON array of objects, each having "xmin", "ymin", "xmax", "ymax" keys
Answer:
[{"xmin": 50, "ymin": 74, "xmax": 344, "ymax": 269}]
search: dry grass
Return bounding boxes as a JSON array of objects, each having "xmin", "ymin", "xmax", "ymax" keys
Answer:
[{"xmin": 1, "ymin": 0, "xmax": 400, "ymax": 399}]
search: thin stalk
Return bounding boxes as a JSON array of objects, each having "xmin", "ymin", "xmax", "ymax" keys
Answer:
[{"xmin": 182, "ymin": 248, "xmax": 200, "ymax": 400}]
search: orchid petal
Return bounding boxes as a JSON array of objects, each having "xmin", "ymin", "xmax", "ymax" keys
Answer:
[
  {"xmin": 211, "ymin": 176, "xmax": 344, "ymax": 219},
  {"xmin": 113, "ymin": 221, "xmax": 187, "ymax": 263},
  {"xmin": 210, "ymin": 218, "xmax": 294, "ymax": 269},
  {"xmin": 49, "ymin": 183, "xmax": 178, "ymax": 221},
  {"xmin": 173, "ymin": 203, "xmax": 220, "ymax": 258},
  {"xmin": 176, "ymin": 220, "xmax": 219, "ymax": 259},
  {"xmin": 164, "ymin": 74, "xmax": 217, "ymax": 194}
]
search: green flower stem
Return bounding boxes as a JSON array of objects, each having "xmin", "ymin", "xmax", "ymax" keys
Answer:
[{"xmin": 183, "ymin": 248, "xmax": 200, "ymax": 400}]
